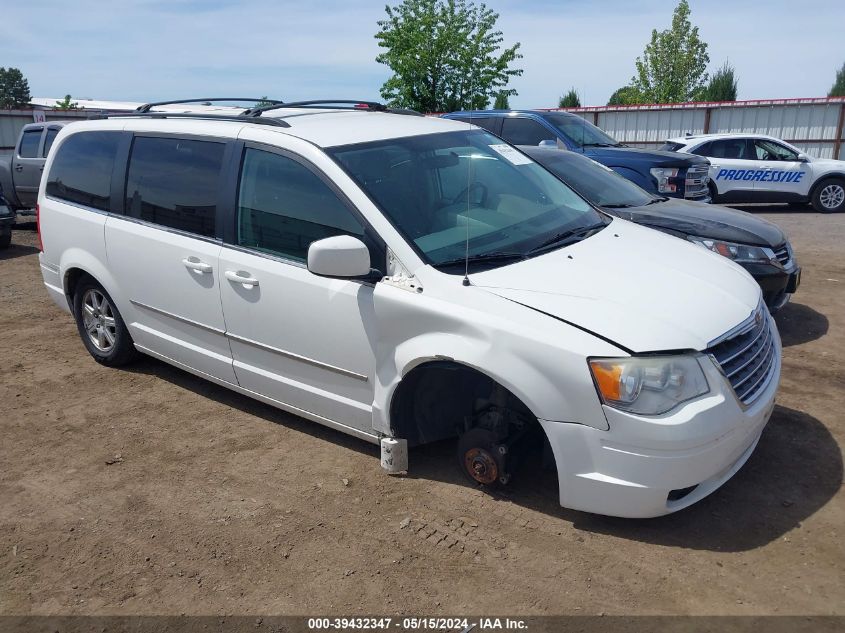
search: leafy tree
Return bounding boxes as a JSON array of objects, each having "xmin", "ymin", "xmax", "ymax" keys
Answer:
[
  {"xmin": 558, "ymin": 88, "xmax": 581, "ymax": 108},
  {"xmin": 702, "ymin": 61, "xmax": 738, "ymax": 101},
  {"xmin": 632, "ymin": 0, "xmax": 709, "ymax": 103},
  {"xmin": 0, "ymin": 67, "xmax": 31, "ymax": 109},
  {"xmin": 607, "ymin": 85, "xmax": 644, "ymax": 106},
  {"xmin": 54, "ymin": 95, "xmax": 78, "ymax": 111},
  {"xmin": 255, "ymin": 96, "xmax": 275, "ymax": 107},
  {"xmin": 829, "ymin": 62, "xmax": 845, "ymax": 97},
  {"xmin": 493, "ymin": 91, "xmax": 509, "ymax": 109},
  {"xmin": 375, "ymin": 0, "xmax": 523, "ymax": 112}
]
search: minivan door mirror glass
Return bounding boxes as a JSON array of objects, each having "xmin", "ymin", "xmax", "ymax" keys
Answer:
[{"xmin": 307, "ymin": 235, "xmax": 372, "ymax": 278}]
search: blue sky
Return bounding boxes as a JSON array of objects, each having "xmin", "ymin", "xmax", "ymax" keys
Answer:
[{"xmin": 2, "ymin": 0, "xmax": 843, "ymax": 107}]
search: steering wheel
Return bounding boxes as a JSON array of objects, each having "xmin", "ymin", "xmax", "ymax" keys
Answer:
[{"xmin": 452, "ymin": 182, "xmax": 489, "ymax": 207}]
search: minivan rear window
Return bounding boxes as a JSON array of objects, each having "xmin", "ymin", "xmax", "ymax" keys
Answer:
[
  {"xmin": 125, "ymin": 136, "xmax": 225, "ymax": 238},
  {"xmin": 45, "ymin": 131, "xmax": 122, "ymax": 211}
]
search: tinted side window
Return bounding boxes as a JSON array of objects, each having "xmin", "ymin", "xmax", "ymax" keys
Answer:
[
  {"xmin": 707, "ymin": 139, "xmax": 752, "ymax": 160},
  {"xmin": 689, "ymin": 141, "xmax": 711, "ymax": 156},
  {"xmin": 45, "ymin": 131, "xmax": 122, "ymax": 211},
  {"xmin": 19, "ymin": 129, "xmax": 42, "ymax": 158},
  {"xmin": 448, "ymin": 116, "xmax": 497, "ymax": 133},
  {"xmin": 237, "ymin": 148, "xmax": 364, "ymax": 262},
  {"xmin": 500, "ymin": 118, "xmax": 554, "ymax": 146},
  {"xmin": 125, "ymin": 136, "xmax": 225, "ymax": 238},
  {"xmin": 43, "ymin": 128, "xmax": 60, "ymax": 157}
]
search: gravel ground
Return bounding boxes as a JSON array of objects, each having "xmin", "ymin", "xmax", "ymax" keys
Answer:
[{"xmin": 1, "ymin": 207, "xmax": 843, "ymax": 616}]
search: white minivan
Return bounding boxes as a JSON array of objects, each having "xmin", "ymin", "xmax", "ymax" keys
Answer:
[{"xmin": 37, "ymin": 100, "xmax": 780, "ymax": 518}]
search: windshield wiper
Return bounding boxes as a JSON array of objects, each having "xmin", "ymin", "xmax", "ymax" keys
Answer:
[
  {"xmin": 645, "ymin": 196, "xmax": 669, "ymax": 205},
  {"xmin": 433, "ymin": 251, "xmax": 526, "ymax": 270},
  {"xmin": 602, "ymin": 203, "xmax": 637, "ymax": 209},
  {"xmin": 527, "ymin": 222, "xmax": 607, "ymax": 256},
  {"xmin": 582, "ymin": 142, "xmax": 624, "ymax": 148}
]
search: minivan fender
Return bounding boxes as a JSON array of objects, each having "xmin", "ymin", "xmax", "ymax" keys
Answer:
[
  {"xmin": 374, "ymin": 329, "xmax": 611, "ymax": 437},
  {"xmin": 60, "ymin": 248, "xmax": 127, "ymax": 311}
]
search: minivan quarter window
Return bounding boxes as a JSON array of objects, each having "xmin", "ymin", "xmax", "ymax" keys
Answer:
[
  {"xmin": 125, "ymin": 136, "xmax": 225, "ymax": 238},
  {"xmin": 45, "ymin": 131, "xmax": 123, "ymax": 211},
  {"xmin": 236, "ymin": 147, "xmax": 365, "ymax": 262}
]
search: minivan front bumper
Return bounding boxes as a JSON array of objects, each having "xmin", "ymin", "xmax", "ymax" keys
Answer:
[{"xmin": 540, "ymin": 335, "xmax": 781, "ymax": 518}]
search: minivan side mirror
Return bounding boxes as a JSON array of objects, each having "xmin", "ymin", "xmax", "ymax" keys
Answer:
[{"xmin": 307, "ymin": 235, "xmax": 372, "ymax": 279}]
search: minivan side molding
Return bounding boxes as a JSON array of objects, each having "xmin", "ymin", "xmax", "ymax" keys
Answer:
[{"xmin": 130, "ymin": 299, "xmax": 369, "ymax": 382}]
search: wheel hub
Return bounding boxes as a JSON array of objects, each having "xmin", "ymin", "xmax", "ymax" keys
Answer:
[{"xmin": 464, "ymin": 447, "xmax": 499, "ymax": 485}]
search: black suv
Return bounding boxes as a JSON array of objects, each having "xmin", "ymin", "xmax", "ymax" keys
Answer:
[{"xmin": 442, "ymin": 109, "xmax": 711, "ymax": 201}]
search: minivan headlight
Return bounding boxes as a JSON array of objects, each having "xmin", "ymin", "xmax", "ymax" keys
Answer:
[
  {"xmin": 588, "ymin": 355, "xmax": 709, "ymax": 416},
  {"xmin": 688, "ymin": 236, "xmax": 775, "ymax": 264}
]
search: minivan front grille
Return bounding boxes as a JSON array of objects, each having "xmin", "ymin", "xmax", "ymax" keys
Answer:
[
  {"xmin": 684, "ymin": 164, "xmax": 710, "ymax": 199},
  {"xmin": 773, "ymin": 242, "xmax": 792, "ymax": 267},
  {"xmin": 706, "ymin": 305, "xmax": 778, "ymax": 406}
]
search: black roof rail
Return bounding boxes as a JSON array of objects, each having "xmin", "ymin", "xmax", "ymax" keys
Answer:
[
  {"xmin": 108, "ymin": 112, "xmax": 291, "ymax": 128},
  {"xmin": 243, "ymin": 99, "xmax": 422, "ymax": 117},
  {"xmin": 135, "ymin": 97, "xmax": 284, "ymax": 114}
]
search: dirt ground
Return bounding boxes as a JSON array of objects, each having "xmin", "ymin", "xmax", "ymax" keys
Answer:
[{"xmin": 1, "ymin": 207, "xmax": 843, "ymax": 617}]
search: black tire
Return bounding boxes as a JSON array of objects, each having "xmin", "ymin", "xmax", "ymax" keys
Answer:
[
  {"xmin": 0, "ymin": 232, "xmax": 10, "ymax": 249},
  {"xmin": 707, "ymin": 180, "xmax": 719, "ymax": 203},
  {"xmin": 72, "ymin": 276, "xmax": 138, "ymax": 367},
  {"xmin": 811, "ymin": 177, "xmax": 845, "ymax": 213},
  {"xmin": 456, "ymin": 428, "xmax": 509, "ymax": 488}
]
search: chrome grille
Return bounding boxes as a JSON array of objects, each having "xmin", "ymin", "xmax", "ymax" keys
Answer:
[
  {"xmin": 706, "ymin": 306, "xmax": 778, "ymax": 406},
  {"xmin": 773, "ymin": 242, "xmax": 792, "ymax": 267},
  {"xmin": 684, "ymin": 164, "xmax": 710, "ymax": 199}
]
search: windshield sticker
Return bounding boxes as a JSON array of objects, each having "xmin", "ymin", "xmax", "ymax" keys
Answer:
[{"xmin": 489, "ymin": 144, "xmax": 534, "ymax": 165}]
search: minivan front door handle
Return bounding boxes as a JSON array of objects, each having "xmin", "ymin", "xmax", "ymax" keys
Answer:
[
  {"xmin": 225, "ymin": 270, "xmax": 260, "ymax": 288},
  {"xmin": 182, "ymin": 257, "xmax": 213, "ymax": 274}
]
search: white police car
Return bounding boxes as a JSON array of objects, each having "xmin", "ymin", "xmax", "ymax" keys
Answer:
[{"xmin": 662, "ymin": 133, "xmax": 845, "ymax": 213}]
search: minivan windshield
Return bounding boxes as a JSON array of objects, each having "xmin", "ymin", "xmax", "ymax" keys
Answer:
[
  {"xmin": 544, "ymin": 113, "xmax": 621, "ymax": 149},
  {"xmin": 329, "ymin": 130, "xmax": 606, "ymax": 270},
  {"xmin": 524, "ymin": 149, "xmax": 655, "ymax": 208}
]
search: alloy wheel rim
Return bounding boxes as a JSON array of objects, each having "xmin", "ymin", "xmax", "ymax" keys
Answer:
[
  {"xmin": 820, "ymin": 184, "xmax": 845, "ymax": 209},
  {"xmin": 82, "ymin": 289, "xmax": 116, "ymax": 352}
]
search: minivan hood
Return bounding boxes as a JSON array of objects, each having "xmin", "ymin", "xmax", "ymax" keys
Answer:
[
  {"xmin": 470, "ymin": 219, "xmax": 761, "ymax": 353},
  {"xmin": 582, "ymin": 146, "xmax": 709, "ymax": 167},
  {"xmin": 613, "ymin": 198, "xmax": 787, "ymax": 247}
]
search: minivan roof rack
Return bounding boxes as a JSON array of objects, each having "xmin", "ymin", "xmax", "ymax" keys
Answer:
[
  {"xmin": 135, "ymin": 97, "xmax": 284, "ymax": 113},
  {"xmin": 242, "ymin": 99, "xmax": 422, "ymax": 117},
  {"xmin": 108, "ymin": 112, "xmax": 292, "ymax": 128}
]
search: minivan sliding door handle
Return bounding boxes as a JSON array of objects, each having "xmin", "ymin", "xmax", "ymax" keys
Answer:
[
  {"xmin": 225, "ymin": 270, "xmax": 260, "ymax": 288},
  {"xmin": 182, "ymin": 257, "xmax": 213, "ymax": 273}
]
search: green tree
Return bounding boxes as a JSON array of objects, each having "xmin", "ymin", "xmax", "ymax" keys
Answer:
[
  {"xmin": 558, "ymin": 88, "xmax": 581, "ymax": 108},
  {"xmin": 54, "ymin": 95, "xmax": 78, "ymax": 111},
  {"xmin": 632, "ymin": 0, "xmax": 709, "ymax": 103},
  {"xmin": 607, "ymin": 85, "xmax": 644, "ymax": 106},
  {"xmin": 375, "ymin": 0, "xmax": 523, "ymax": 112},
  {"xmin": 0, "ymin": 67, "xmax": 31, "ymax": 109},
  {"xmin": 702, "ymin": 61, "xmax": 738, "ymax": 101},
  {"xmin": 493, "ymin": 91, "xmax": 509, "ymax": 109},
  {"xmin": 829, "ymin": 62, "xmax": 845, "ymax": 97}
]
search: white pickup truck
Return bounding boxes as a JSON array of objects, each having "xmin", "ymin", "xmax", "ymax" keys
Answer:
[{"xmin": 0, "ymin": 121, "xmax": 71, "ymax": 214}]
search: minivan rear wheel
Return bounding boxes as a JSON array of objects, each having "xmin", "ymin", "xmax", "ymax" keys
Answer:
[{"xmin": 72, "ymin": 277, "xmax": 138, "ymax": 366}]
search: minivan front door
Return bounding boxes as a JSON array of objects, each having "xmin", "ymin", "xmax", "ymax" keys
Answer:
[
  {"xmin": 219, "ymin": 146, "xmax": 377, "ymax": 436},
  {"xmin": 106, "ymin": 134, "xmax": 236, "ymax": 383}
]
